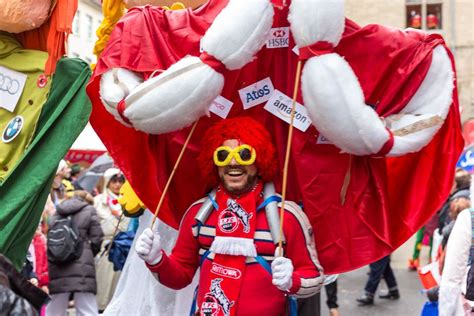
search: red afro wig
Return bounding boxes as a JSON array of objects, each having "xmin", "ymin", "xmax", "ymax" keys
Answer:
[{"xmin": 198, "ymin": 117, "xmax": 277, "ymax": 188}]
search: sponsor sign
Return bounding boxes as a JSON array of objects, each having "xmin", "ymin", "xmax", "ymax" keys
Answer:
[
  {"xmin": 292, "ymin": 45, "xmax": 300, "ymax": 56},
  {"xmin": 238, "ymin": 77, "xmax": 274, "ymax": 110},
  {"xmin": 2, "ymin": 115, "xmax": 24, "ymax": 143},
  {"xmin": 218, "ymin": 210, "xmax": 239, "ymax": 233},
  {"xmin": 209, "ymin": 96, "xmax": 233, "ymax": 119},
  {"xmin": 0, "ymin": 65, "xmax": 27, "ymax": 112},
  {"xmin": 201, "ymin": 295, "xmax": 219, "ymax": 316},
  {"xmin": 199, "ymin": 38, "xmax": 204, "ymax": 53},
  {"xmin": 266, "ymin": 27, "xmax": 290, "ymax": 49},
  {"xmin": 211, "ymin": 263, "xmax": 242, "ymax": 279},
  {"xmin": 264, "ymin": 90, "xmax": 312, "ymax": 132},
  {"xmin": 457, "ymin": 145, "xmax": 474, "ymax": 172}
]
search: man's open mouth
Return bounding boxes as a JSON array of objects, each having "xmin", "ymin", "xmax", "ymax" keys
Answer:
[{"xmin": 225, "ymin": 168, "xmax": 246, "ymax": 177}]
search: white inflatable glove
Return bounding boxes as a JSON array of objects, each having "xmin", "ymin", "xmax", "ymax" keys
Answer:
[
  {"xmin": 290, "ymin": 0, "xmax": 453, "ymax": 156},
  {"xmin": 102, "ymin": 0, "xmax": 274, "ymax": 135},
  {"xmin": 100, "ymin": 68, "xmax": 143, "ymax": 127},
  {"xmin": 289, "ymin": 0, "xmax": 389, "ymax": 155},
  {"xmin": 135, "ymin": 227, "xmax": 163, "ymax": 265},
  {"xmin": 271, "ymin": 248, "xmax": 294, "ymax": 292}
]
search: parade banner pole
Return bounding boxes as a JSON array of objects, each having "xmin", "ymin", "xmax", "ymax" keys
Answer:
[
  {"xmin": 150, "ymin": 120, "xmax": 199, "ymax": 228},
  {"xmin": 278, "ymin": 60, "xmax": 303, "ymax": 256}
]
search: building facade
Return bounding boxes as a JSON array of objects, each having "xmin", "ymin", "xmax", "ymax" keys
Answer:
[
  {"xmin": 68, "ymin": 0, "xmax": 102, "ymax": 65},
  {"xmin": 346, "ymin": 0, "xmax": 474, "ymax": 122}
]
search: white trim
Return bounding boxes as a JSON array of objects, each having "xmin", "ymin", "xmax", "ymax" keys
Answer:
[{"xmin": 210, "ymin": 236, "xmax": 257, "ymax": 257}]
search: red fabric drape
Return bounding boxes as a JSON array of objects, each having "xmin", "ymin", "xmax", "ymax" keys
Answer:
[{"xmin": 87, "ymin": 3, "xmax": 463, "ymax": 273}]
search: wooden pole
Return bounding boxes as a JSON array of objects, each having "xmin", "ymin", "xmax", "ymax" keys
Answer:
[
  {"xmin": 150, "ymin": 120, "xmax": 199, "ymax": 228},
  {"xmin": 278, "ymin": 60, "xmax": 303, "ymax": 256}
]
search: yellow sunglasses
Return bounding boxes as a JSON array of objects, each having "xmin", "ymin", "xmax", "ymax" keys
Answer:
[{"xmin": 213, "ymin": 144, "xmax": 257, "ymax": 167}]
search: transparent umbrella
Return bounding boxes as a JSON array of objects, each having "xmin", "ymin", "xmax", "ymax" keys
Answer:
[{"xmin": 76, "ymin": 153, "xmax": 114, "ymax": 192}]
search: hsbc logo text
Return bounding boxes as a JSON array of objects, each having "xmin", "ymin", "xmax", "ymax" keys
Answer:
[{"xmin": 266, "ymin": 27, "xmax": 290, "ymax": 49}]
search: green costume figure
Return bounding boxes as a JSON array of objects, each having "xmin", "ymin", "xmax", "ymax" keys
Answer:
[{"xmin": 0, "ymin": 0, "xmax": 92, "ymax": 269}]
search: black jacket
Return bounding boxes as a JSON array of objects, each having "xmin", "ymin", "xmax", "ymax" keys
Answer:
[
  {"xmin": 48, "ymin": 198, "xmax": 103, "ymax": 294},
  {"xmin": 0, "ymin": 254, "xmax": 49, "ymax": 315}
]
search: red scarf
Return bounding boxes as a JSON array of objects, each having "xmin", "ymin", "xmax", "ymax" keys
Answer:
[{"xmin": 199, "ymin": 182, "xmax": 263, "ymax": 316}]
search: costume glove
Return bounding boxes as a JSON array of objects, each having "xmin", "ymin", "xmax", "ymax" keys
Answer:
[
  {"xmin": 271, "ymin": 248, "xmax": 294, "ymax": 292},
  {"xmin": 135, "ymin": 228, "xmax": 163, "ymax": 265}
]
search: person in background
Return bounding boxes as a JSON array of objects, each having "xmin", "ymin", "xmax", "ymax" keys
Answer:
[
  {"xmin": 94, "ymin": 168, "xmax": 128, "ymax": 311},
  {"xmin": 356, "ymin": 255, "xmax": 399, "ymax": 306},
  {"xmin": 325, "ymin": 280, "xmax": 339, "ymax": 316},
  {"xmin": 69, "ymin": 163, "xmax": 84, "ymax": 190},
  {"xmin": 439, "ymin": 198, "xmax": 474, "ymax": 315},
  {"xmin": 409, "ymin": 169, "xmax": 471, "ymax": 271},
  {"xmin": 20, "ymin": 249, "xmax": 38, "ymax": 288},
  {"xmin": 0, "ymin": 254, "xmax": 49, "ymax": 315},
  {"xmin": 438, "ymin": 194, "xmax": 471, "ymax": 276},
  {"xmin": 31, "ymin": 225, "xmax": 49, "ymax": 294},
  {"xmin": 439, "ymin": 169, "xmax": 471, "ymax": 233},
  {"xmin": 297, "ymin": 279, "xmax": 339, "ymax": 316},
  {"xmin": 423, "ymin": 194, "xmax": 471, "ymax": 306},
  {"xmin": 46, "ymin": 190, "xmax": 103, "ymax": 315},
  {"xmin": 51, "ymin": 159, "xmax": 74, "ymax": 206}
]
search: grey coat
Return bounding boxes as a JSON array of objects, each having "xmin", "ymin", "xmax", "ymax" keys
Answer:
[{"xmin": 48, "ymin": 198, "xmax": 103, "ymax": 294}]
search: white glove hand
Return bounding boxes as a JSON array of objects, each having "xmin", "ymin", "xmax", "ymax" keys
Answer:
[
  {"xmin": 135, "ymin": 228, "xmax": 163, "ymax": 265},
  {"xmin": 271, "ymin": 248, "xmax": 294, "ymax": 292}
]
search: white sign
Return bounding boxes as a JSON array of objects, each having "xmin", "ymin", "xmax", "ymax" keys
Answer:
[
  {"xmin": 266, "ymin": 27, "xmax": 290, "ymax": 49},
  {"xmin": 0, "ymin": 66, "xmax": 27, "ymax": 112},
  {"xmin": 2, "ymin": 115, "xmax": 24, "ymax": 143},
  {"xmin": 264, "ymin": 90, "xmax": 312, "ymax": 132},
  {"xmin": 199, "ymin": 38, "xmax": 204, "ymax": 53},
  {"xmin": 238, "ymin": 77, "xmax": 274, "ymax": 110},
  {"xmin": 209, "ymin": 96, "xmax": 233, "ymax": 119},
  {"xmin": 292, "ymin": 45, "xmax": 300, "ymax": 56}
]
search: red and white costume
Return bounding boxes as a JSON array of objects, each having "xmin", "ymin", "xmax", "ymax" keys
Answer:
[
  {"xmin": 89, "ymin": 0, "xmax": 463, "ymax": 273},
  {"xmin": 146, "ymin": 182, "xmax": 323, "ymax": 315}
]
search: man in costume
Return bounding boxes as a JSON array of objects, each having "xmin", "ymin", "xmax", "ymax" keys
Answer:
[
  {"xmin": 88, "ymin": 0, "xmax": 463, "ymax": 276},
  {"xmin": 136, "ymin": 117, "xmax": 324, "ymax": 315}
]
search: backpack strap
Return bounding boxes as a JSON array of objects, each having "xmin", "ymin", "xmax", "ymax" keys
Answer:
[
  {"xmin": 262, "ymin": 182, "xmax": 286, "ymax": 244},
  {"xmin": 194, "ymin": 189, "xmax": 217, "ymax": 237}
]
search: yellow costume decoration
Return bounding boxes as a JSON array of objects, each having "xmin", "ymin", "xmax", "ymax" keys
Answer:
[
  {"xmin": 93, "ymin": 0, "xmax": 125, "ymax": 59},
  {"xmin": 118, "ymin": 180, "xmax": 146, "ymax": 217}
]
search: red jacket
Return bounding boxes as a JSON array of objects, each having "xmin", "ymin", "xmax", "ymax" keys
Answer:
[
  {"xmin": 147, "ymin": 197, "xmax": 323, "ymax": 315},
  {"xmin": 32, "ymin": 233, "xmax": 48, "ymax": 287}
]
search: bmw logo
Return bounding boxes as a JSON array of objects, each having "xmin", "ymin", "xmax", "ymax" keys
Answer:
[{"xmin": 2, "ymin": 116, "xmax": 24, "ymax": 143}]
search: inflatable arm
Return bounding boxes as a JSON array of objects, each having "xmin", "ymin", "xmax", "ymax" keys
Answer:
[
  {"xmin": 290, "ymin": 0, "xmax": 454, "ymax": 157},
  {"xmin": 100, "ymin": 0, "xmax": 274, "ymax": 134}
]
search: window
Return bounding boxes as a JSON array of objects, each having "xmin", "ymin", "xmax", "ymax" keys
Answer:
[
  {"xmin": 406, "ymin": 0, "xmax": 442, "ymax": 30},
  {"xmin": 426, "ymin": 2, "xmax": 442, "ymax": 30},
  {"xmin": 73, "ymin": 10, "xmax": 80, "ymax": 35},
  {"xmin": 86, "ymin": 14, "xmax": 93, "ymax": 40}
]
